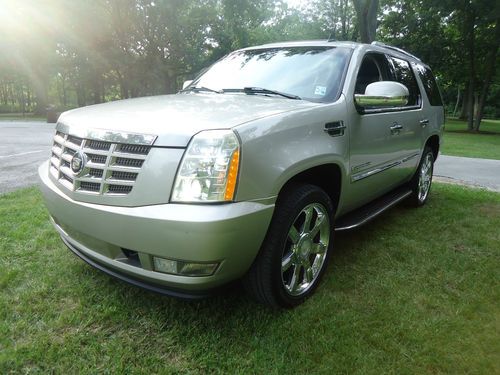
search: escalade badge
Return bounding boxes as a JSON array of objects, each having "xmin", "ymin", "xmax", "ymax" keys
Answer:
[{"xmin": 70, "ymin": 150, "xmax": 87, "ymax": 176}]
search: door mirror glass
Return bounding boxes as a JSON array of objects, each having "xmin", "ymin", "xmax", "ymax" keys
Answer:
[{"xmin": 355, "ymin": 81, "xmax": 409, "ymax": 108}]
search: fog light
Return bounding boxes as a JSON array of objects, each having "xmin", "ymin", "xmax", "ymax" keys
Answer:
[{"xmin": 153, "ymin": 257, "xmax": 219, "ymax": 276}]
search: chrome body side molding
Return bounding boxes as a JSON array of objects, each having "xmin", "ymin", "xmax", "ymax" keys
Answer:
[{"xmin": 351, "ymin": 152, "xmax": 420, "ymax": 182}]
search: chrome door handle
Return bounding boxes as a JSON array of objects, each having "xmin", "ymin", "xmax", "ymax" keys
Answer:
[
  {"xmin": 390, "ymin": 123, "xmax": 403, "ymax": 134},
  {"xmin": 420, "ymin": 119, "xmax": 429, "ymax": 128},
  {"xmin": 324, "ymin": 121, "xmax": 346, "ymax": 137}
]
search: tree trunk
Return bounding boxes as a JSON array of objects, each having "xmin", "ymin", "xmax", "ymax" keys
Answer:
[
  {"xmin": 459, "ymin": 82, "xmax": 469, "ymax": 120},
  {"xmin": 62, "ymin": 77, "xmax": 67, "ymax": 108},
  {"xmin": 473, "ymin": 19, "xmax": 499, "ymax": 132},
  {"xmin": 76, "ymin": 83, "xmax": 86, "ymax": 107},
  {"xmin": 352, "ymin": 0, "xmax": 379, "ymax": 43},
  {"xmin": 452, "ymin": 87, "xmax": 461, "ymax": 118},
  {"xmin": 341, "ymin": 0, "xmax": 349, "ymax": 40},
  {"xmin": 463, "ymin": 0, "xmax": 476, "ymax": 131},
  {"xmin": 27, "ymin": 87, "xmax": 31, "ymax": 108},
  {"xmin": 33, "ymin": 79, "xmax": 49, "ymax": 115},
  {"xmin": 464, "ymin": 3, "xmax": 475, "ymax": 131},
  {"xmin": 116, "ymin": 70, "xmax": 129, "ymax": 100},
  {"xmin": 93, "ymin": 77, "xmax": 103, "ymax": 104}
]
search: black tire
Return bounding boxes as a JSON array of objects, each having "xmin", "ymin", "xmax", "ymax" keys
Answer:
[
  {"xmin": 407, "ymin": 146, "xmax": 434, "ymax": 207},
  {"xmin": 243, "ymin": 184, "xmax": 335, "ymax": 308}
]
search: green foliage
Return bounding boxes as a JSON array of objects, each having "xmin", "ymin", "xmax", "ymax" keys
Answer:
[
  {"xmin": 0, "ymin": 0, "xmax": 498, "ymax": 121},
  {"xmin": 378, "ymin": 0, "xmax": 500, "ymax": 122}
]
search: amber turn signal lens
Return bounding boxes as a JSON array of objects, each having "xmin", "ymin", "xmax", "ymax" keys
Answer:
[{"xmin": 224, "ymin": 149, "xmax": 240, "ymax": 201}]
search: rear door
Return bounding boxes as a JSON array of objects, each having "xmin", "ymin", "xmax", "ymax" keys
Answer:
[{"xmin": 414, "ymin": 63, "xmax": 445, "ymax": 144}]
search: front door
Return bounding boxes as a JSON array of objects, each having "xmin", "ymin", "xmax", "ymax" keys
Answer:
[{"xmin": 344, "ymin": 52, "xmax": 422, "ymax": 211}]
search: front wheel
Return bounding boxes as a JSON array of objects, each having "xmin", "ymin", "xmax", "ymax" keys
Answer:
[
  {"xmin": 243, "ymin": 184, "xmax": 334, "ymax": 308},
  {"xmin": 408, "ymin": 146, "xmax": 434, "ymax": 207}
]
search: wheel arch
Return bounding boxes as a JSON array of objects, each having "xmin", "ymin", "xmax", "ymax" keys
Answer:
[
  {"xmin": 276, "ymin": 164, "xmax": 342, "ymax": 211},
  {"xmin": 425, "ymin": 134, "xmax": 440, "ymax": 161}
]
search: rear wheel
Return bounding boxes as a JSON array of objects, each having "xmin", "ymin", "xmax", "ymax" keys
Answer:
[
  {"xmin": 408, "ymin": 146, "xmax": 434, "ymax": 207},
  {"xmin": 243, "ymin": 184, "xmax": 334, "ymax": 308}
]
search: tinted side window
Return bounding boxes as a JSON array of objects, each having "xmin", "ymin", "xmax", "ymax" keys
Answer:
[
  {"xmin": 389, "ymin": 57, "xmax": 420, "ymax": 107},
  {"xmin": 415, "ymin": 64, "xmax": 443, "ymax": 106},
  {"xmin": 355, "ymin": 53, "xmax": 392, "ymax": 95}
]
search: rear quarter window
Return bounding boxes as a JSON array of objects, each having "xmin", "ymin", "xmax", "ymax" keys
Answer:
[{"xmin": 415, "ymin": 64, "xmax": 443, "ymax": 106}]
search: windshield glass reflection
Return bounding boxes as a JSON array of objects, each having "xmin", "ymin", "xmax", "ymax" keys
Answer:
[{"xmin": 191, "ymin": 47, "xmax": 352, "ymax": 103}]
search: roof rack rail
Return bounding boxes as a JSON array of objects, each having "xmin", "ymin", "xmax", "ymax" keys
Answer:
[{"xmin": 371, "ymin": 41, "xmax": 421, "ymax": 62}]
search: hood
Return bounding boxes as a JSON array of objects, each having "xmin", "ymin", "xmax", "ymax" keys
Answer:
[{"xmin": 58, "ymin": 93, "xmax": 319, "ymax": 147}]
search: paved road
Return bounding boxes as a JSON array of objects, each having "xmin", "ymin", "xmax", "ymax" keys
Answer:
[
  {"xmin": 0, "ymin": 121, "xmax": 55, "ymax": 194},
  {"xmin": 1, "ymin": 121, "xmax": 499, "ymax": 194},
  {"xmin": 434, "ymin": 155, "xmax": 500, "ymax": 192}
]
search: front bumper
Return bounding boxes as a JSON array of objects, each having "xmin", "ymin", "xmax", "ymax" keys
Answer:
[{"xmin": 38, "ymin": 161, "xmax": 274, "ymax": 294}]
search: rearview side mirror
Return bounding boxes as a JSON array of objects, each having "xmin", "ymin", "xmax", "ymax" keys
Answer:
[{"xmin": 355, "ymin": 81, "xmax": 409, "ymax": 108}]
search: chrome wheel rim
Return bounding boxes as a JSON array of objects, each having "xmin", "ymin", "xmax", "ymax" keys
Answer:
[
  {"xmin": 281, "ymin": 203, "xmax": 330, "ymax": 296},
  {"xmin": 418, "ymin": 153, "xmax": 433, "ymax": 202}
]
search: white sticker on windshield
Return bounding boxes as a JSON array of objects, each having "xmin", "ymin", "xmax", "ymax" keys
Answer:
[{"xmin": 314, "ymin": 86, "xmax": 327, "ymax": 96}]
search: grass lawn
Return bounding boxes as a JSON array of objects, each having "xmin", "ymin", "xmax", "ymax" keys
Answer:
[
  {"xmin": 1, "ymin": 185, "xmax": 499, "ymax": 373},
  {"xmin": 0, "ymin": 113, "xmax": 46, "ymax": 122},
  {"xmin": 442, "ymin": 118, "xmax": 500, "ymax": 160}
]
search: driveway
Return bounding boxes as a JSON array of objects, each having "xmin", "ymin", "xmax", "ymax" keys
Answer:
[
  {"xmin": 434, "ymin": 155, "xmax": 500, "ymax": 192},
  {"xmin": 0, "ymin": 121, "xmax": 55, "ymax": 194},
  {"xmin": 1, "ymin": 121, "xmax": 499, "ymax": 194}
]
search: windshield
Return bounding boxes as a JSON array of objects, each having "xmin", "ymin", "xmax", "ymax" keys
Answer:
[{"xmin": 190, "ymin": 46, "xmax": 352, "ymax": 103}]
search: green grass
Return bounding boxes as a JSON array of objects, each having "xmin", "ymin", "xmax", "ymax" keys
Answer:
[
  {"xmin": 0, "ymin": 113, "xmax": 46, "ymax": 122},
  {"xmin": 1, "ymin": 186, "xmax": 499, "ymax": 374},
  {"xmin": 442, "ymin": 118, "xmax": 500, "ymax": 160}
]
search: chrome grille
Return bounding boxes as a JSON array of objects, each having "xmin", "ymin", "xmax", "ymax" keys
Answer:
[
  {"xmin": 79, "ymin": 181, "xmax": 100, "ymax": 192},
  {"xmin": 111, "ymin": 171, "xmax": 138, "ymax": 181},
  {"xmin": 114, "ymin": 157, "xmax": 144, "ymax": 168},
  {"xmin": 88, "ymin": 154, "xmax": 107, "ymax": 164},
  {"xmin": 108, "ymin": 185, "xmax": 133, "ymax": 194},
  {"xmin": 49, "ymin": 130, "xmax": 151, "ymax": 195},
  {"xmin": 117, "ymin": 144, "xmax": 151, "ymax": 154}
]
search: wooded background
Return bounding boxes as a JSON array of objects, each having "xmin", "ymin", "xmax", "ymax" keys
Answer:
[{"xmin": 0, "ymin": 0, "xmax": 498, "ymax": 130}]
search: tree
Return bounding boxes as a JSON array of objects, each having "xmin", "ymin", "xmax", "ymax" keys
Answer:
[
  {"xmin": 352, "ymin": 0, "xmax": 379, "ymax": 43},
  {"xmin": 0, "ymin": 0, "xmax": 498, "ymax": 124},
  {"xmin": 379, "ymin": 0, "xmax": 500, "ymax": 130},
  {"xmin": 473, "ymin": 17, "xmax": 499, "ymax": 131}
]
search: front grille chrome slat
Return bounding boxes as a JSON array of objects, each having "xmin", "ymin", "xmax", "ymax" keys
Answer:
[
  {"xmin": 61, "ymin": 153, "xmax": 74, "ymax": 163},
  {"xmin": 105, "ymin": 179, "xmax": 135, "ymax": 186},
  {"xmin": 111, "ymin": 152, "xmax": 150, "ymax": 160},
  {"xmin": 78, "ymin": 176, "xmax": 105, "ymax": 184},
  {"xmin": 52, "ymin": 145, "xmax": 62, "ymax": 156},
  {"xmin": 64, "ymin": 142, "xmax": 81, "ymax": 152},
  {"xmin": 49, "ymin": 130, "xmax": 152, "ymax": 196},
  {"xmin": 82, "ymin": 148, "xmax": 110, "ymax": 156}
]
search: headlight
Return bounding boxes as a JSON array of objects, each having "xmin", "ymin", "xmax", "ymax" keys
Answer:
[{"xmin": 171, "ymin": 129, "xmax": 240, "ymax": 202}]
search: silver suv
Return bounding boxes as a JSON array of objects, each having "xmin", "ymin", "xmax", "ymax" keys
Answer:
[{"xmin": 39, "ymin": 40, "xmax": 444, "ymax": 308}]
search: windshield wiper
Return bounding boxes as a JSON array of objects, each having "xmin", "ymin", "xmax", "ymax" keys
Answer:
[
  {"xmin": 180, "ymin": 86, "xmax": 222, "ymax": 94},
  {"xmin": 223, "ymin": 87, "xmax": 301, "ymax": 100}
]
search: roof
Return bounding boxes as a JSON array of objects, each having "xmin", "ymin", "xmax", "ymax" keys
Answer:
[
  {"xmin": 243, "ymin": 40, "xmax": 359, "ymax": 50},
  {"xmin": 241, "ymin": 40, "xmax": 424, "ymax": 65}
]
